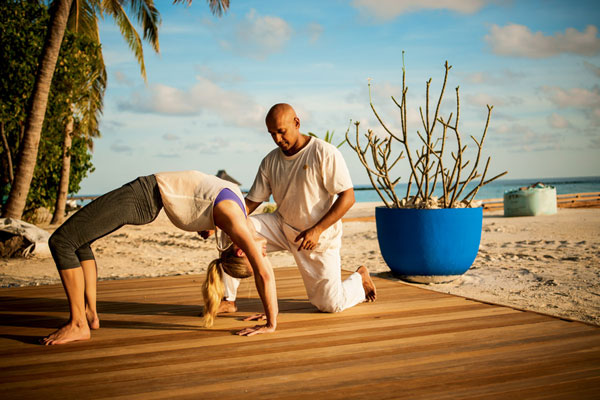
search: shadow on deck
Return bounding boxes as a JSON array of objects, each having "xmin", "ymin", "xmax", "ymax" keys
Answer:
[{"xmin": 1, "ymin": 267, "xmax": 598, "ymax": 399}]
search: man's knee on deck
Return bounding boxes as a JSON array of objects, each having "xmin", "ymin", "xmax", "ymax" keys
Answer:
[{"xmin": 312, "ymin": 297, "xmax": 344, "ymax": 313}]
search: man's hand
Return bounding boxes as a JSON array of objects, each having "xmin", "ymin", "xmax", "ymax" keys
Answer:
[
  {"xmin": 236, "ymin": 324, "xmax": 276, "ymax": 336},
  {"xmin": 295, "ymin": 226, "xmax": 323, "ymax": 251},
  {"xmin": 198, "ymin": 230, "xmax": 214, "ymax": 239}
]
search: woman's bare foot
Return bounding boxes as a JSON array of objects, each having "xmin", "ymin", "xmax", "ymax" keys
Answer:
[
  {"xmin": 217, "ymin": 299, "xmax": 238, "ymax": 314},
  {"xmin": 86, "ymin": 308, "xmax": 100, "ymax": 330},
  {"xmin": 40, "ymin": 319, "xmax": 91, "ymax": 345},
  {"xmin": 357, "ymin": 266, "xmax": 377, "ymax": 302}
]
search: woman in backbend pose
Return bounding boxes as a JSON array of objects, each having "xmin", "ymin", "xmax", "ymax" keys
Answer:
[{"xmin": 42, "ymin": 170, "xmax": 278, "ymax": 345}]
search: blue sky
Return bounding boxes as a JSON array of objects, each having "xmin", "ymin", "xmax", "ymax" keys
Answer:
[{"xmin": 83, "ymin": 0, "xmax": 600, "ymax": 194}]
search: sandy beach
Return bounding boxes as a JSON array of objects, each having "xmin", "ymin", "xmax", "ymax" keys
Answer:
[{"xmin": 1, "ymin": 203, "xmax": 598, "ymax": 325}]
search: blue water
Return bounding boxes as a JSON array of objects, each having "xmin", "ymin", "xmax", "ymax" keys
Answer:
[
  {"xmin": 352, "ymin": 176, "xmax": 600, "ymax": 203},
  {"xmin": 74, "ymin": 176, "xmax": 600, "ymax": 205}
]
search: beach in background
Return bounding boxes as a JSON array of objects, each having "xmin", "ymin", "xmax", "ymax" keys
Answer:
[
  {"xmin": 351, "ymin": 176, "xmax": 600, "ymax": 203},
  {"xmin": 72, "ymin": 176, "xmax": 600, "ymax": 206},
  {"xmin": 1, "ymin": 201, "xmax": 599, "ymax": 326}
]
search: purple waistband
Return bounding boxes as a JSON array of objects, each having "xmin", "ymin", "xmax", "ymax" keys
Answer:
[{"xmin": 214, "ymin": 188, "xmax": 246, "ymax": 217}]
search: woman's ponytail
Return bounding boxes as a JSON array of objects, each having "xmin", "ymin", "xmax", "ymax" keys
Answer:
[
  {"xmin": 202, "ymin": 259, "xmax": 225, "ymax": 327},
  {"xmin": 202, "ymin": 245, "xmax": 254, "ymax": 328}
]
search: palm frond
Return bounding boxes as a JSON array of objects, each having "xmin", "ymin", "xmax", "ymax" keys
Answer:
[
  {"xmin": 172, "ymin": 0, "xmax": 230, "ymax": 17},
  {"xmin": 103, "ymin": 0, "xmax": 147, "ymax": 81},
  {"xmin": 126, "ymin": 0, "xmax": 161, "ymax": 52},
  {"xmin": 66, "ymin": 0, "xmax": 101, "ymax": 41}
]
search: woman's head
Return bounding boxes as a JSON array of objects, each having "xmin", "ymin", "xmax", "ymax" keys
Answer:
[{"xmin": 201, "ymin": 243, "xmax": 255, "ymax": 328}]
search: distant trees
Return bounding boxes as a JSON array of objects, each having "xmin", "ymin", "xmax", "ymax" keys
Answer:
[
  {"xmin": 0, "ymin": 1, "xmax": 98, "ymax": 220},
  {"xmin": 1, "ymin": 0, "xmax": 161, "ymax": 220},
  {"xmin": 1, "ymin": 0, "xmax": 231, "ymax": 221}
]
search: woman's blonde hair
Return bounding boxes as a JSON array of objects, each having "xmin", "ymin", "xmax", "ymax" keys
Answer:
[{"xmin": 202, "ymin": 245, "xmax": 253, "ymax": 327}]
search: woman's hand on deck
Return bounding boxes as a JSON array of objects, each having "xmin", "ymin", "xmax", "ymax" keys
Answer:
[
  {"xmin": 243, "ymin": 313, "xmax": 266, "ymax": 321},
  {"xmin": 236, "ymin": 323, "xmax": 276, "ymax": 336}
]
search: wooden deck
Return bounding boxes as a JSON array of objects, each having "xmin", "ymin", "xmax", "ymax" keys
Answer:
[{"xmin": 1, "ymin": 267, "xmax": 599, "ymax": 399}]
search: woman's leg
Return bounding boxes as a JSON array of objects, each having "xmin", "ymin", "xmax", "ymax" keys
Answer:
[
  {"xmin": 44, "ymin": 176, "xmax": 162, "ymax": 344},
  {"xmin": 81, "ymin": 259, "xmax": 100, "ymax": 329},
  {"xmin": 41, "ymin": 268, "xmax": 90, "ymax": 345}
]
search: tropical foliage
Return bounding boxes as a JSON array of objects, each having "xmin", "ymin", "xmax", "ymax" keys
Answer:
[
  {"xmin": 308, "ymin": 130, "xmax": 347, "ymax": 148},
  {"xmin": 0, "ymin": 1, "xmax": 98, "ymax": 219},
  {"xmin": 1, "ymin": 0, "xmax": 230, "ymax": 221},
  {"xmin": 1, "ymin": 0, "xmax": 162, "ymax": 219}
]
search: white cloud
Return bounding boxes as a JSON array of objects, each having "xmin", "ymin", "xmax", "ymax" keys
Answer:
[
  {"xmin": 542, "ymin": 86, "xmax": 600, "ymax": 126},
  {"xmin": 162, "ymin": 133, "xmax": 179, "ymax": 141},
  {"xmin": 465, "ymin": 69, "xmax": 525, "ymax": 85},
  {"xmin": 193, "ymin": 65, "xmax": 243, "ymax": 83},
  {"xmin": 547, "ymin": 113, "xmax": 571, "ymax": 129},
  {"xmin": 466, "ymin": 72, "xmax": 488, "ymax": 84},
  {"xmin": 542, "ymin": 86, "xmax": 600, "ymax": 108},
  {"xmin": 464, "ymin": 92, "xmax": 524, "ymax": 108},
  {"xmin": 155, "ymin": 137, "xmax": 229, "ymax": 158},
  {"xmin": 100, "ymin": 120, "xmax": 125, "ymax": 132},
  {"xmin": 113, "ymin": 70, "xmax": 133, "ymax": 87},
  {"xmin": 351, "ymin": 0, "xmax": 488, "ymax": 21},
  {"xmin": 219, "ymin": 9, "xmax": 292, "ymax": 60},
  {"xmin": 465, "ymin": 93, "xmax": 506, "ymax": 107},
  {"xmin": 584, "ymin": 61, "xmax": 600, "ymax": 77},
  {"xmin": 307, "ymin": 22, "xmax": 323, "ymax": 43},
  {"xmin": 118, "ymin": 77, "xmax": 266, "ymax": 128},
  {"xmin": 486, "ymin": 24, "xmax": 600, "ymax": 58},
  {"xmin": 491, "ymin": 123, "xmax": 563, "ymax": 152},
  {"xmin": 110, "ymin": 142, "xmax": 133, "ymax": 153}
]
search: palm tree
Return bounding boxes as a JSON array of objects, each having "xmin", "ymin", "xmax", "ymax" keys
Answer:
[
  {"xmin": 2, "ymin": 0, "xmax": 230, "ymax": 219},
  {"xmin": 51, "ymin": 30, "xmax": 106, "ymax": 225}
]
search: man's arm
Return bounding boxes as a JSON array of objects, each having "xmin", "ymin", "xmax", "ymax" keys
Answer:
[
  {"xmin": 295, "ymin": 187, "xmax": 355, "ymax": 251},
  {"xmin": 245, "ymin": 198, "xmax": 262, "ymax": 215}
]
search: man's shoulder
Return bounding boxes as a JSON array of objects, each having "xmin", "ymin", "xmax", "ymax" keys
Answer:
[
  {"xmin": 257, "ymin": 148, "xmax": 281, "ymax": 172},
  {"xmin": 261, "ymin": 147, "xmax": 281, "ymax": 162},
  {"xmin": 310, "ymin": 137, "xmax": 340, "ymax": 155}
]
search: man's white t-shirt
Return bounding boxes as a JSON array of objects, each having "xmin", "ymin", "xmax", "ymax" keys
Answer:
[{"xmin": 246, "ymin": 137, "xmax": 353, "ymax": 241}]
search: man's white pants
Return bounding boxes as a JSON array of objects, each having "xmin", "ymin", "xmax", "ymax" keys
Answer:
[{"xmin": 223, "ymin": 213, "xmax": 365, "ymax": 313}]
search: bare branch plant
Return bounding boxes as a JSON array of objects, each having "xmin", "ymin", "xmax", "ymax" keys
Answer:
[{"xmin": 346, "ymin": 58, "xmax": 507, "ymax": 209}]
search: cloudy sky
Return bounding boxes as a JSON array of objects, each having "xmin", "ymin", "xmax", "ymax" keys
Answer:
[{"xmin": 84, "ymin": 0, "xmax": 600, "ymax": 194}]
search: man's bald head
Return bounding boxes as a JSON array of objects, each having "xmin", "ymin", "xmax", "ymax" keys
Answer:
[
  {"xmin": 265, "ymin": 103, "xmax": 297, "ymax": 125},
  {"xmin": 264, "ymin": 103, "xmax": 308, "ymax": 156}
]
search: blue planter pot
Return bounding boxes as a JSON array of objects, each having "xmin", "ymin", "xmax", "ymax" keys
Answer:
[{"xmin": 375, "ymin": 207, "xmax": 483, "ymax": 283}]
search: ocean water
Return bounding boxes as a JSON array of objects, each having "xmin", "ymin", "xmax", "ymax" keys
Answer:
[
  {"xmin": 74, "ymin": 176, "xmax": 600, "ymax": 205},
  {"xmin": 352, "ymin": 176, "xmax": 600, "ymax": 203}
]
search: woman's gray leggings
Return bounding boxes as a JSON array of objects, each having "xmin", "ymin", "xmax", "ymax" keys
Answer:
[{"xmin": 49, "ymin": 175, "xmax": 162, "ymax": 270}]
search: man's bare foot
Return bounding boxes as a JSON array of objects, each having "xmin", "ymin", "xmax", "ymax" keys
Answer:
[
  {"xmin": 40, "ymin": 319, "xmax": 91, "ymax": 345},
  {"xmin": 86, "ymin": 308, "xmax": 100, "ymax": 330},
  {"xmin": 357, "ymin": 266, "xmax": 377, "ymax": 302},
  {"xmin": 217, "ymin": 299, "xmax": 237, "ymax": 314}
]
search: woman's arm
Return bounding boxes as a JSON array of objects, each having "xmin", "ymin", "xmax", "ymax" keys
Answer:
[{"xmin": 213, "ymin": 201, "xmax": 278, "ymax": 335}]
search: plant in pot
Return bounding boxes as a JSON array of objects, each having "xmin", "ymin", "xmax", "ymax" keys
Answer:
[{"xmin": 346, "ymin": 58, "xmax": 507, "ymax": 283}]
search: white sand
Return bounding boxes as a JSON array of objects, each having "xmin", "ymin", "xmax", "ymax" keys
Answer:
[{"xmin": 1, "ymin": 204, "xmax": 599, "ymax": 325}]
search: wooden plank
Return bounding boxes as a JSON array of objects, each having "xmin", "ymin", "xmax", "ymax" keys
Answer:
[{"xmin": 1, "ymin": 267, "xmax": 598, "ymax": 399}]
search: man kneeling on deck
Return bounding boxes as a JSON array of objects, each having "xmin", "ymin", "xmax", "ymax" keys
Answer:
[{"xmin": 215, "ymin": 103, "xmax": 377, "ymax": 319}]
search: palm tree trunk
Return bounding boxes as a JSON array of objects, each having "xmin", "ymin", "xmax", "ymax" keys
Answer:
[
  {"xmin": 51, "ymin": 115, "xmax": 74, "ymax": 225},
  {"xmin": 1, "ymin": 0, "xmax": 73, "ymax": 219}
]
